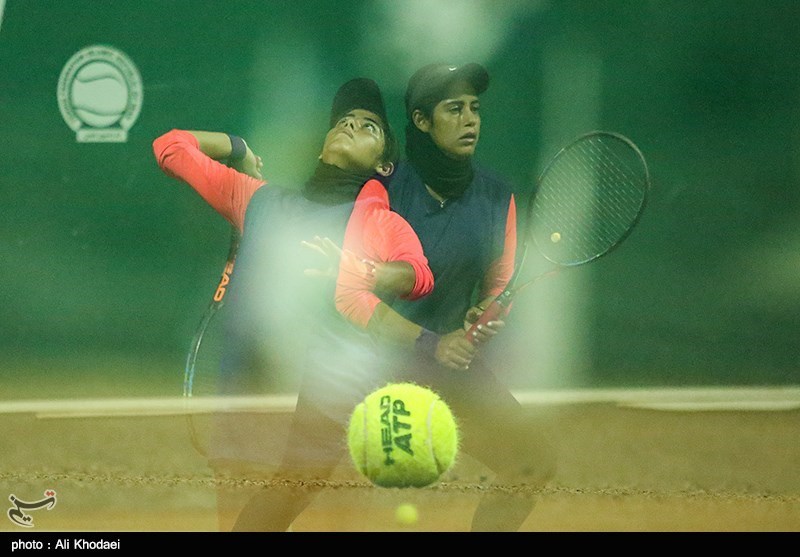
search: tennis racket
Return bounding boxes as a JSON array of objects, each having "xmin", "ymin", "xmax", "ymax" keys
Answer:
[
  {"xmin": 466, "ymin": 130, "xmax": 650, "ymax": 343},
  {"xmin": 183, "ymin": 224, "xmax": 240, "ymax": 456}
]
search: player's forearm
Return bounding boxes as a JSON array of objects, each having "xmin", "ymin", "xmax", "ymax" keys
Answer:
[
  {"xmin": 186, "ymin": 130, "xmax": 237, "ymax": 160},
  {"xmin": 365, "ymin": 302, "xmax": 424, "ymax": 348},
  {"xmin": 153, "ymin": 129, "xmax": 260, "ymax": 232},
  {"xmin": 373, "ymin": 261, "xmax": 417, "ymax": 298}
]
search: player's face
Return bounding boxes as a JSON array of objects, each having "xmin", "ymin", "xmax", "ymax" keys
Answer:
[
  {"xmin": 321, "ymin": 109, "xmax": 387, "ymax": 174},
  {"xmin": 420, "ymin": 80, "xmax": 481, "ymax": 160}
]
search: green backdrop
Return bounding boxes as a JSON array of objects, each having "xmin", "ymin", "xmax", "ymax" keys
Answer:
[{"xmin": 1, "ymin": 0, "xmax": 798, "ymax": 392}]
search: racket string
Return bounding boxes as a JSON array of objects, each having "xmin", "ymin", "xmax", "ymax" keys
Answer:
[{"xmin": 530, "ymin": 135, "xmax": 647, "ymax": 264}]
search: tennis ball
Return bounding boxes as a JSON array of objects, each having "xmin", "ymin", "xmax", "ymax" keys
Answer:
[
  {"xmin": 347, "ymin": 382, "xmax": 459, "ymax": 488},
  {"xmin": 395, "ymin": 503, "xmax": 419, "ymax": 526}
]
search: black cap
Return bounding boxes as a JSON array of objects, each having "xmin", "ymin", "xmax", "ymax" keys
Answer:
[
  {"xmin": 404, "ymin": 62, "xmax": 489, "ymax": 117},
  {"xmin": 329, "ymin": 77, "xmax": 398, "ymax": 164},
  {"xmin": 329, "ymin": 77, "xmax": 390, "ymax": 128}
]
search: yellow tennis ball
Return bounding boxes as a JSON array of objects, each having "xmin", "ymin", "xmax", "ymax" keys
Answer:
[
  {"xmin": 347, "ymin": 382, "xmax": 459, "ymax": 488},
  {"xmin": 395, "ymin": 503, "xmax": 419, "ymax": 526}
]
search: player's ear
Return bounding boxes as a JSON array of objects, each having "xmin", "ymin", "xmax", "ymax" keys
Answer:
[
  {"xmin": 412, "ymin": 109, "xmax": 430, "ymax": 133},
  {"xmin": 375, "ymin": 161, "xmax": 394, "ymax": 177}
]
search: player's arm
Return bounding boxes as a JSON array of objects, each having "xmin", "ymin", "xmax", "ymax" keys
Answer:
[
  {"xmin": 367, "ymin": 209, "xmax": 434, "ymax": 300},
  {"xmin": 365, "ymin": 302, "xmax": 476, "ymax": 371},
  {"xmin": 333, "ymin": 256, "xmax": 476, "ymax": 371},
  {"xmin": 303, "ymin": 233, "xmax": 422, "ymax": 302},
  {"xmin": 349, "ymin": 179, "xmax": 434, "ymax": 299},
  {"xmin": 481, "ymin": 193, "xmax": 517, "ymax": 301},
  {"xmin": 186, "ymin": 130, "xmax": 264, "ymax": 181},
  {"xmin": 373, "ymin": 261, "xmax": 417, "ymax": 299},
  {"xmin": 152, "ymin": 129, "xmax": 264, "ymax": 231},
  {"xmin": 332, "ymin": 180, "xmax": 433, "ymax": 327},
  {"xmin": 464, "ymin": 194, "xmax": 517, "ymax": 341}
]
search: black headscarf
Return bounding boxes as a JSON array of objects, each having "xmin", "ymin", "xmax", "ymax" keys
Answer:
[
  {"xmin": 405, "ymin": 123, "xmax": 473, "ymax": 200},
  {"xmin": 301, "ymin": 160, "xmax": 374, "ymax": 205}
]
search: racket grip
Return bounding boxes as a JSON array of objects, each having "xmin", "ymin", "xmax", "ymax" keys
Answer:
[{"xmin": 465, "ymin": 290, "xmax": 513, "ymax": 344}]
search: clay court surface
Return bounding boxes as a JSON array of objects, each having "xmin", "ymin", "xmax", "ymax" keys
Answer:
[{"xmin": 2, "ymin": 369, "xmax": 798, "ymax": 534}]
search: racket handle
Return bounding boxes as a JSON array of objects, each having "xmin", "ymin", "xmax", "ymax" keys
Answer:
[{"xmin": 465, "ymin": 290, "xmax": 514, "ymax": 344}]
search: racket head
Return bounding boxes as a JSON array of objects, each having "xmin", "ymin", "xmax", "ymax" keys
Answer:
[
  {"xmin": 467, "ymin": 131, "xmax": 649, "ymax": 342},
  {"xmin": 528, "ymin": 130, "xmax": 650, "ymax": 267}
]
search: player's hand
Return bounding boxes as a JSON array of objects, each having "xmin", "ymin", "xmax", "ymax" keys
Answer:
[
  {"xmin": 302, "ymin": 236, "xmax": 377, "ymax": 289},
  {"xmin": 464, "ymin": 302, "xmax": 505, "ymax": 345},
  {"xmin": 302, "ymin": 236, "xmax": 342, "ymax": 279},
  {"xmin": 435, "ymin": 330, "xmax": 477, "ymax": 371},
  {"xmin": 233, "ymin": 144, "xmax": 263, "ymax": 180}
]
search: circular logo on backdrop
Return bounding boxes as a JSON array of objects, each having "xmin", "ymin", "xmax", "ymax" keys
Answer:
[{"xmin": 57, "ymin": 44, "xmax": 143, "ymax": 143}]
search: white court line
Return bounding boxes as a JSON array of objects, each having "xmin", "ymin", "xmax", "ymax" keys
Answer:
[
  {"xmin": 513, "ymin": 386, "xmax": 800, "ymax": 411},
  {"xmin": 0, "ymin": 395, "xmax": 298, "ymax": 418},
  {"xmin": 619, "ymin": 401, "xmax": 800, "ymax": 411},
  {"xmin": 0, "ymin": 0, "xmax": 6, "ymax": 35},
  {"xmin": 1, "ymin": 387, "xmax": 799, "ymax": 418}
]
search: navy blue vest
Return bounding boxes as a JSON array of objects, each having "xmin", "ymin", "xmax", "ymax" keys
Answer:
[{"xmin": 386, "ymin": 160, "xmax": 513, "ymax": 333}]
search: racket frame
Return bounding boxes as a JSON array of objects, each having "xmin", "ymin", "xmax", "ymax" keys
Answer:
[
  {"xmin": 466, "ymin": 130, "xmax": 650, "ymax": 342},
  {"xmin": 183, "ymin": 225, "xmax": 240, "ymax": 456}
]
